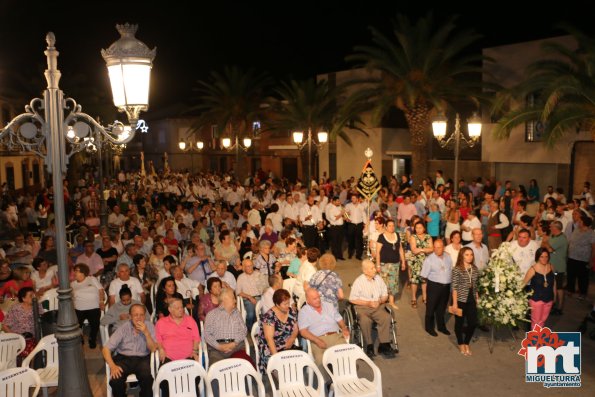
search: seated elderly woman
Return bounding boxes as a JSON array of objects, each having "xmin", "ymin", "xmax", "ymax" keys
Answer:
[
  {"xmin": 198, "ymin": 277, "xmax": 222, "ymax": 322},
  {"xmin": 253, "ymin": 240, "xmax": 278, "ymax": 276},
  {"xmin": 308, "ymin": 253, "xmax": 344, "ymax": 311},
  {"xmin": 257, "ymin": 288, "xmax": 298, "ymax": 374},
  {"xmin": 204, "ymin": 288, "xmax": 249, "ymax": 365},
  {"xmin": 2, "ymin": 287, "xmax": 44, "ymax": 363}
]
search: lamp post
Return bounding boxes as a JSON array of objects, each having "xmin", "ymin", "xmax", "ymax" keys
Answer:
[
  {"xmin": 0, "ymin": 25, "xmax": 155, "ymax": 397},
  {"xmin": 432, "ymin": 113, "xmax": 482, "ymax": 196},
  {"xmin": 178, "ymin": 138, "xmax": 204, "ymax": 173},
  {"xmin": 292, "ymin": 128, "xmax": 328, "ymax": 193},
  {"xmin": 221, "ymin": 135, "xmax": 251, "ymax": 180}
]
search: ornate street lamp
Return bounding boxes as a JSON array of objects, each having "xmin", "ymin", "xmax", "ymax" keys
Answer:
[
  {"xmin": 0, "ymin": 25, "xmax": 155, "ymax": 397},
  {"xmin": 178, "ymin": 138, "xmax": 204, "ymax": 172},
  {"xmin": 221, "ymin": 135, "xmax": 251, "ymax": 179},
  {"xmin": 292, "ymin": 128, "xmax": 328, "ymax": 192},
  {"xmin": 432, "ymin": 112, "xmax": 482, "ymax": 196}
]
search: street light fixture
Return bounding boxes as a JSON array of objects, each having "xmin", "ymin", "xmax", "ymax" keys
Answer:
[
  {"xmin": 0, "ymin": 25, "xmax": 155, "ymax": 397},
  {"xmin": 292, "ymin": 128, "xmax": 328, "ymax": 192},
  {"xmin": 221, "ymin": 135, "xmax": 251, "ymax": 179},
  {"xmin": 432, "ymin": 112, "xmax": 482, "ymax": 196},
  {"xmin": 178, "ymin": 138, "xmax": 205, "ymax": 172}
]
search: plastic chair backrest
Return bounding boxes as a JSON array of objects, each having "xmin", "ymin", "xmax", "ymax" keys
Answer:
[
  {"xmin": 236, "ymin": 296, "xmax": 247, "ymax": 321},
  {"xmin": 152, "ymin": 359, "xmax": 206, "ymax": 397},
  {"xmin": 266, "ymin": 350, "xmax": 324, "ymax": 396},
  {"xmin": 282, "ymin": 278, "xmax": 297, "ymax": 296},
  {"xmin": 206, "ymin": 358, "xmax": 265, "ymax": 397},
  {"xmin": 322, "ymin": 343, "xmax": 382, "ymax": 395},
  {"xmin": 0, "ymin": 367, "xmax": 41, "ymax": 397},
  {"xmin": 199, "ymin": 321, "xmax": 209, "ymax": 370},
  {"xmin": 21, "ymin": 334, "xmax": 58, "ymax": 369},
  {"xmin": 100, "ymin": 325, "xmax": 109, "ymax": 346},
  {"xmin": 250, "ymin": 323, "xmax": 260, "ymax": 367},
  {"xmin": 0, "ymin": 333, "xmax": 26, "ymax": 371},
  {"xmin": 254, "ymin": 300, "xmax": 263, "ymax": 322},
  {"xmin": 41, "ymin": 288, "xmax": 58, "ymax": 312}
]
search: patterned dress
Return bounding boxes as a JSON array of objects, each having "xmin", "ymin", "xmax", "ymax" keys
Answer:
[
  {"xmin": 308, "ymin": 270, "xmax": 343, "ymax": 310},
  {"xmin": 409, "ymin": 234, "xmax": 432, "ymax": 284},
  {"xmin": 257, "ymin": 307, "xmax": 298, "ymax": 374}
]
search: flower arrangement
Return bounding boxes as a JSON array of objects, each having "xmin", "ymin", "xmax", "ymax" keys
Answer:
[{"xmin": 478, "ymin": 242, "xmax": 531, "ymax": 327}]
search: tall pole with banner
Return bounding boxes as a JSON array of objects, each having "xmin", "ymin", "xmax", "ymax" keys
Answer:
[{"xmin": 356, "ymin": 147, "xmax": 381, "ymax": 259}]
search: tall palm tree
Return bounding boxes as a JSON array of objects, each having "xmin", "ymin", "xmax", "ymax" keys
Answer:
[
  {"xmin": 269, "ymin": 78, "xmax": 367, "ymax": 185},
  {"xmin": 191, "ymin": 66, "xmax": 273, "ymax": 139},
  {"xmin": 270, "ymin": 79, "xmax": 367, "ymax": 145},
  {"xmin": 492, "ymin": 27, "xmax": 595, "ymax": 145},
  {"xmin": 347, "ymin": 13, "xmax": 486, "ymax": 184},
  {"xmin": 190, "ymin": 66, "xmax": 273, "ymax": 178}
]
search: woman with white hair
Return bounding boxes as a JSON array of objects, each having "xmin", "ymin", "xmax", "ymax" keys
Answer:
[{"xmin": 253, "ymin": 240, "xmax": 278, "ymax": 276}]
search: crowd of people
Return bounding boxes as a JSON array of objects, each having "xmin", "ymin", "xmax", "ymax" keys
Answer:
[{"xmin": 0, "ymin": 167, "xmax": 593, "ymax": 395}]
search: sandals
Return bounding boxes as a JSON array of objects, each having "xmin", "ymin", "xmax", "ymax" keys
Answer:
[{"xmin": 411, "ymin": 300, "xmax": 417, "ymax": 309}]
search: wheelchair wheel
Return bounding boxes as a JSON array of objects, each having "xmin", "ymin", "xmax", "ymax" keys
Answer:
[
  {"xmin": 385, "ymin": 306, "xmax": 399, "ymax": 354},
  {"xmin": 343, "ymin": 307, "xmax": 363, "ymax": 347}
]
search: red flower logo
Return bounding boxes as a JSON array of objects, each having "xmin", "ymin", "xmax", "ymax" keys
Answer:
[{"xmin": 518, "ymin": 325, "xmax": 566, "ymax": 367}]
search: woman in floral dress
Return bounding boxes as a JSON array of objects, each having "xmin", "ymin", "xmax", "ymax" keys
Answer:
[
  {"xmin": 308, "ymin": 253, "xmax": 344, "ymax": 310},
  {"xmin": 409, "ymin": 221, "xmax": 433, "ymax": 308},
  {"xmin": 257, "ymin": 289, "xmax": 298, "ymax": 374}
]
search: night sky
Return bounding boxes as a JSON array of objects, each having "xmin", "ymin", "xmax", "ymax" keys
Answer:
[{"xmin": 1, "ymin": 0, "xmax": 594, "ymax": 117}]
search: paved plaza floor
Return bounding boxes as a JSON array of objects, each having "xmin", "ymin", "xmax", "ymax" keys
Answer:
[{"xmin": 69, "ymin": 257, "xmax": 595, "ymax": 396}]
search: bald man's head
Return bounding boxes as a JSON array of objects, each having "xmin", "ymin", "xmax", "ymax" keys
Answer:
[{"xmin": 305, "ymin": 288, "xmax": 321, "ymax": 309}]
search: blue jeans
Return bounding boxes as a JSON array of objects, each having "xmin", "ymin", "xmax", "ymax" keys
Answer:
[{"xmin": 243, "ymin": 297, "xmax": 259, "ymax": 332}]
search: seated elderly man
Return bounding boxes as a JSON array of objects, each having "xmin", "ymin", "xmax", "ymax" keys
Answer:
[
  {"xmin": 236, "ymin": 258, "xmax": 266, "ymax": 332},
  {"xmin": 155, "ymin": 297, "xmax": 201, "ymax": 363},
  {"xmin": 108, "ymin": 263, "xmax": 145, "ymax": 305},
  {"xmin": 204, "ymin": 288, "xmax": 248, "ymax": 364},
  {"xmin": 206, "ymin": 259, "xmax": 237, "ymax": 290},
  {"xmin": 102, "ymin": 303, "xmax": 157, "ymax": 397},
  {"xmin": 298, "ymin": 288, "xmax": 349, "ymax": 367},
  {"xmin": 349, "ymin": 259, "xmax": 396, "ymax": 359}
]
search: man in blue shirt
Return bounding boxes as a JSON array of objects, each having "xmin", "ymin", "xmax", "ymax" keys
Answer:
[
  {"xmin": 421, "ymin": 239, "xmax": 453, "ymax": 337},
  {"xmin": 102, "ymin": 304, "xmax": 157, "ymax": 397}
]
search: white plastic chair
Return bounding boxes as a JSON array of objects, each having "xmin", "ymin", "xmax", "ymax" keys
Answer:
[
  {"xmin": 255, "ymin": 300, "xmax": 263, "ymax": 323},
  {"xmin": 0, "ymin": 333, "xmax": 26, "ymax": 371},
  {"xmin": 282, "ymin": 278, "xmax": 297, "ymax": 297},
  {"xmin": 237, "ymin": 296, "xmax": 247, "ymax": 322},
  {"xmin": 206, "ymin": 358, "xmax": 265, "ymax": 397},
  {"xmin": 106, "ymin": 350, "xmax": 160, "ymax": 397},
  {"xmin": 0, "ymin": 367, "xmax": 42, "ymax": 397},
  {"xmin": 40, "ymin": 288, "xmax": 58, "ymax": 311},
  {"xmin": 21, "ymin": 334, "xmax": 59, "ymax": 397},
  {"xmin": 199, "ymin": 321, "xmax": 210, "ymax": 370},
  {"xmin": 250, "ymin": 323, "xmax": 260, "ymax": 368},
  {"xmin": 322, "ymin": 344, "xmax": 382, "ymax": 397},
  {"xmin": 266, "ymin": 350, "xmax": 324, "ymax": 397},
  {"xmin": 152, "ymin": 359, "xmax": 207, "ymax": 397}
]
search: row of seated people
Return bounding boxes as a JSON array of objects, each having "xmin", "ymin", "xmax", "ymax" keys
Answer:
[{"xmin": 102, "ymin": 258, "xmax": 396, "ymax": 397}]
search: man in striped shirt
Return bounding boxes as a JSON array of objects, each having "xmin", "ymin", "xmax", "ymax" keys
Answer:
[{"xmin": 349, "ymin": 260, "xmax": 396, "ymax": 359}]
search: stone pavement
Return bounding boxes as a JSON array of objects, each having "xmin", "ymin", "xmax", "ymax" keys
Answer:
[{"xmin": 73, "ymin": 257, "xmax": 594, "ymax": 396}]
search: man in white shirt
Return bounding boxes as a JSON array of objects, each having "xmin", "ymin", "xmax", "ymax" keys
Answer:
[
  {"xmin": 108, "ymin": 205, "xmax": 126, "ymax": 231},
  {"xmin": 108, "ymin": 263, "xmax": 145, "ymax": 305},
  {"xmin": 345, "ymin": 194, "xmax": 365, "ymax": 260},
  {"xmin": 206, "ymin": 260, "xmax": 237, "ymax": 290},
  {"xmin": 282, "ymin": 194, "xmax": 300, "ymax": 226},
  {"xmin": 464, "ymin": 228, "xmax": 489, "ymax": 272},
  {"xmin": 510, "ymin": 229, "xmax": 539, "ymax": 277},
  {"xmin": 299, "ymin": 196, "xmax": 323, "ymax": 249},
  {"xmin": 349, "ymin": 259, "xmax": 396, "ymax": 358},
  {"xmin": 236, "ymin": 259, "xmax": 266, "ymax": 332},
  {"xmin": 76, "ymin": 240, "xmax": 104, "ymax": 276},
  {"xmin": 326, "ymin": 196, "xmax": 346, "ymax": 260}
]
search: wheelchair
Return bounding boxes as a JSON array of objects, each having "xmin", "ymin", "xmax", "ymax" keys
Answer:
[{"xmin": 342, "ymin": 301, "xmax": 399, "ymax": 353}]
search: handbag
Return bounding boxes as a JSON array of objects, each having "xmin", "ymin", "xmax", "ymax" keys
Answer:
[{"xmin": 448, "ymin": 305, "xmax": 463, "ymax": 317}]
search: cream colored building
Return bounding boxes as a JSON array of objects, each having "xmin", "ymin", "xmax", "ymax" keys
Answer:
[
  {"xmin": 0, "ymin": 96, "xmax": 45, "ymax": 192},
  {"xmin": 311, "ymin": 36, "xmax": 593, "ymax": 196}
]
